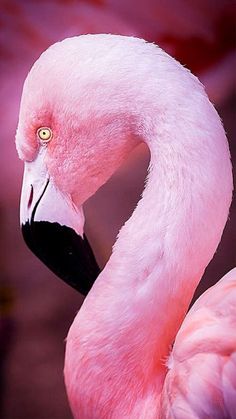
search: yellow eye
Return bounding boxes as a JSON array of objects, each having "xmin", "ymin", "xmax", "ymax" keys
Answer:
[{"xmin": 37, "ymin": 127, "xmax": 52, "ymax": 144}]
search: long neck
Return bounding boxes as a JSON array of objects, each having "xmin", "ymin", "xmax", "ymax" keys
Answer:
[{"xmin": 65, "ymin": 70, "xmax": 232, "ymax": 418}]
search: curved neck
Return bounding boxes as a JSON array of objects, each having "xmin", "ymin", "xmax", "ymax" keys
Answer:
[{"xmin": 65, "ymin": 70, "xmax": 232, "ymax": 417}]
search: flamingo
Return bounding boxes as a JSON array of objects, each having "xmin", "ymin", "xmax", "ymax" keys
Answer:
[{"xmin": 16, "ymin": 35, "xmax": 236, "ymax": 418}]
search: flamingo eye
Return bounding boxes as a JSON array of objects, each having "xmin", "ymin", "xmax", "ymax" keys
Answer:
[{"xmin": 37, "ymin": 127, "xmax": 52, "ymax": 145}]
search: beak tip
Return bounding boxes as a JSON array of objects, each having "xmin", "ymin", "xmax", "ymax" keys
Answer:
[{"xmin": 21, "ymin": 221, "xmax": 100, "ymax": 296}]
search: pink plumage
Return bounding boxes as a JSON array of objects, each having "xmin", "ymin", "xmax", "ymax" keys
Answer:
[{"xmin": 16, "ymin": 34, "xmax": 235, "ymax": 418}]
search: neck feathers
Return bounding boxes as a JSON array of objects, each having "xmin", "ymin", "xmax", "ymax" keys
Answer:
[{"xmin": 65, "ymin": 48, "xmax": 232, "ymax": 417}]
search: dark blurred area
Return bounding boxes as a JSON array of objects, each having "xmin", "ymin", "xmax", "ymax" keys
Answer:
[{"xmin": 0, "ymin": 1, "xmax": 235, "ymax": 418}]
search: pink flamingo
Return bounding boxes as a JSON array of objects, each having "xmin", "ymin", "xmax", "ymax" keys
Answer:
[{"xmin": 16, "ymin": 35, "xmax": 235, "ymax": 418}]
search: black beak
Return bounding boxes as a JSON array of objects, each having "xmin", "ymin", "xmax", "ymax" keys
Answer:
[{"xmin": 22, "ymin": 221, "xmax": 101, "ymax": 296}]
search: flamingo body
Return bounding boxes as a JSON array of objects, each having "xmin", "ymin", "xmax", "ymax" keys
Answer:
[
  {"xmin": 16, "ymin": 35, "xmax": 235, "ymax": 418},
  {"xmin": 161, "ymin": 268, "xmax": 236, "ymax": 418}
]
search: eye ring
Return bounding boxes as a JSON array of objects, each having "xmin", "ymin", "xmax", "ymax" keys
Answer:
[{"xmin": 37, "ymin": 127, "xmax": 52, "ymax": 145}]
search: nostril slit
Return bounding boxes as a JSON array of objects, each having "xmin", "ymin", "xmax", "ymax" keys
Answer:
[{"xmin": 28, "ymin": 185, "xmax": 33, "ymax": 209}]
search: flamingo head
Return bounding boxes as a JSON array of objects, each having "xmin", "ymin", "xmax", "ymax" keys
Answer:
[{"xmin": 16, "ymin": 35, "xmax": 141, "ymax": 294}]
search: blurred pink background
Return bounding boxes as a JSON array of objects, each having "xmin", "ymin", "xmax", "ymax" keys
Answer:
[{"xmin": 0, "ymin": 1, "xmax": 235, "ymax": 418}]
